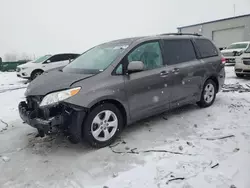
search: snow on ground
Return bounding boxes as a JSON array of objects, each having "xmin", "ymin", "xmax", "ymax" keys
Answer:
[
  {"xmin": 0, "ymin": 72, "xmax": 27, "ymax": 131},
  {"xmin": 0, "ymin": 66, "xmax": 250, "ymax": 188}
]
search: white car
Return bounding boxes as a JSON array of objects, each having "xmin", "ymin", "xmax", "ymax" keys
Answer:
[
  {"xmin": 221, "ymin": 41, "xmax": 250, "ymax": 66},
  {"xmin": 235, "ymin": 46, "xmax": 250, "ymax": 77},
  {"xmin": 16, "ymin": 53, "xmax": 80, "ymax": 80}
]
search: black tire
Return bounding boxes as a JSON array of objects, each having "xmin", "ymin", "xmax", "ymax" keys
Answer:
[
  {"xmin": 197, "ymin": 79, "xmax": 217, "ymax": 108},
  {"xmin": 68, "ymin": 135, "xmax": 81, "ymax": 144},
  {"xmin": 31, "ymin": 70, "xmax": 43, "ymax": 80},
  {"xmin": 83, "ymin": 103, "xmax": 124, "ymax": 148},
  {"xmin": 236, "ymin": 73, "xmax": 244, "ymax": 78}
]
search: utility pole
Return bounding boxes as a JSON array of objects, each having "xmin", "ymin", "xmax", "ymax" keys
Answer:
[{"xmin": 233, "ymin": 4, "xmax": 236, "ymax": 17}]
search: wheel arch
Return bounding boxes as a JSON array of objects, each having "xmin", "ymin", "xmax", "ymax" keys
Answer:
[
  {"xmin": 204, "ymin": 75, "xmax": 219, "ymax": 93},
  {"xmin": 31, "ymin": 69, "xmax": 44, "ymax": 77},
  {"xmin": 89, "ymin": 99, "xmax": 128, "ymax": 127}
]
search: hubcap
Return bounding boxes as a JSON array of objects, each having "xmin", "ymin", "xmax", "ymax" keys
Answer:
[
  {"xmin": 204, "ymin": 83, "xmax": 215, "ymax": 103},
  {"xmin": 91, "ymin": 110, "xmax": 118, "ymax": 142}
]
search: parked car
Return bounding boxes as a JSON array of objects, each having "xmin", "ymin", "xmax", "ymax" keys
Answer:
[
  {"xmin": 235, "ymin": 46, "xmax": 250, "ymax": 77},
  {"xmin": 16, "ymin": 53, "xmax": 80, "ymax": 80},
  {"xmin": 18, "ymin": 33, "xmax": 225, "ymax": 148},
  {"xmin": 221, "ymin": 41, "xmax": 250, "ymax": 66},
  {"xmin": 1, "ymin": 60, "xmax": 29, "ymax": 72}
]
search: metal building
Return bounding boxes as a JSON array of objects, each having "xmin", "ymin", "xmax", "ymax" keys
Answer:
[{"xmin": 177, "ymin": 14, "xmax": 250, "ymax": 49}]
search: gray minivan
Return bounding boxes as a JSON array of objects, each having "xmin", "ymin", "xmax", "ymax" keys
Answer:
[{"xmin": 19, "ymin": 33, "xmax": 225, "ymax": 148}]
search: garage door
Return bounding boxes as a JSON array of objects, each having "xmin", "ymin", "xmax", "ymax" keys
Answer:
[{"xmin": 212, "ymin": 26, "xmax": 245, "ymax": 48}]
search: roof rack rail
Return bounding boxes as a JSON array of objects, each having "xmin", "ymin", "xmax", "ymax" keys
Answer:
[{"xmin": 161, "ymin": 32, "xmax": 202, "ymax": 36}]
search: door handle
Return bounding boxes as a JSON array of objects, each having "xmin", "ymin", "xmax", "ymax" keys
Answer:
[
  {"xmin": 160, "ymin": 71, "xmax": 169, "ymax": 77},
  {"xmin": 171, "ymin": 68, "xmax": 180, "ymax": 74}
]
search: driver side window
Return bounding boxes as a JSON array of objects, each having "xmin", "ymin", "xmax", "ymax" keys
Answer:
[
  {"xmin": 46, "ymin": 55, "xmax": 66, "ymax": 63},
  {"xmin": 127, "ymin": 41, "xmax": 163, "ymax": 70}
]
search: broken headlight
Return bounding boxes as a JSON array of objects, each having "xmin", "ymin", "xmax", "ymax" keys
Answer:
[{"xmin": 40, "ymin": 87, "xmax": 81, "ymax": 107}]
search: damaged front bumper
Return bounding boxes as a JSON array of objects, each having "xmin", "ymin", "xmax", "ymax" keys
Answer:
[
  {"xmin": 18, "ymin": 101, "xmax": 64, "ymax": 133},
  {"xmin": 18, "ymin": 98, "xmax": 87, "ymax": 141}
]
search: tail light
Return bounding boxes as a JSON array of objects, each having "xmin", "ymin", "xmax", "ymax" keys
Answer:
[{"xmin": 221, "ymin": 56, "xmax": 226, "ymax": 64}]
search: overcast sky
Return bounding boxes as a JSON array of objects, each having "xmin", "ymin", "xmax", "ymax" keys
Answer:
[{"xmin": 0, "ymin": 0, "xmax": 250, "ymax": 59}]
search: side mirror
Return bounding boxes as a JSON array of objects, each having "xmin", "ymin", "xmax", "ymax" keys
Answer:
[
  {"xmin": 46, "ymin": 60, "xmax": 51, "ymax": 63},
  {"xmin": 127, "ymin": 61, "xmax": 144, "ymax": 74}
]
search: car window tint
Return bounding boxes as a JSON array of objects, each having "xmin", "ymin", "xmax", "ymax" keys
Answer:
[
  {"xmin": 127, "ymin": 41, "xmax": 163, "ymax": 70},
  {"xmin": 194, "ymin": 39, "xmax": 218, "ymax": 58},
  {"xmin": 49, "ymin": 55, "xmax": 62, "ymax": 63},
  {"xmin": 115, "ymin": 64, "xmax": 123, "ymax": 74},
  {"xmin": 163, "ymin": 39, "xmax": 196, "ymax": 65},
  {"xmin": 49, "ymin": 54, "xmax": 69, "ymax": 63},
  {"xmin": 69, "ymin": 54, "xmax": 79, "ymax": 59},
  {"xmin": 60, "ymin": 54, "xmax": 70, "ymax": 61}
]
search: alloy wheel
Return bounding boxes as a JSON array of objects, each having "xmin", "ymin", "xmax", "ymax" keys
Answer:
[
  {"xmin": 91, "ymin": 110, "xmax": 118, "ymax": 142},
  {"xmin": 204, "ymin": 83, "xmax": 215, "ymax": 103}
]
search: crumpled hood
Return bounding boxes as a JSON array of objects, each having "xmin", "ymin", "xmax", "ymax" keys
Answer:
[{"xmin": 25, "ymin": 70, "xmax": 93, "ymax": 96}]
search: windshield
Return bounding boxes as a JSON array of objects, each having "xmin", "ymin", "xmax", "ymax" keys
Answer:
[
  {"xmin": 246, "ymin": 46, "xmax": 250, "ymax": 53},
  {"xmin": 227, "ymin": 43, "xmax": 248, "ymax": 49},
  {"xmin": 63, "ymin": 42, "xmax": 129, "ymax": 74},
  {"xmin": 32, "ymin": 55, "xmax": 51, "ymax": 63}
]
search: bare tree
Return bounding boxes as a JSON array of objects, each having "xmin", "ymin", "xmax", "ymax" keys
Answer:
[
  {"xmin": 19, "ymin": 52, "xmax": 31, "ymax": 61},
  {"xmin": 4, "ymin": 52, "xmax": 18, "ymax": 62}
]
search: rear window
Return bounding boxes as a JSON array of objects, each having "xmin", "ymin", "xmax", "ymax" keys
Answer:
[
  {"xmin": 194, "ymin": 39, "xmax": 218, "ymax": 58},
  {"xmin": 163, "ymin": 39, "xmax": 196, "ymax": 65}
]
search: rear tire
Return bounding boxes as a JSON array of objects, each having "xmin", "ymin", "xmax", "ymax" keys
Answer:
[
  {"xmin": 197, "ymin": 79, "xmax": 217, "ymax": 108},
  {"xmin": 31, "ymin": 70, "xmax": 43, "ymax": 80},
  {"xmin": 83, "ymin": 103, "xmax": 124, "ymax": 148},
  {"xmin": 236, "ymin": 73, "xmax": 244, "ymax": 78}
]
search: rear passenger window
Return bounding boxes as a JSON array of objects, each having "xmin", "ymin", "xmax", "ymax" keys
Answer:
[
  {"xmin": 163, "ymin": 39, "xmax": 196, "ymax": 65},
  {"xmin": 194, "ymin": 39, "xmax": 218, "ymax": 58}
]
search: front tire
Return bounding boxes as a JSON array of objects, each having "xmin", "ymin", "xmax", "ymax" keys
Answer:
[
  {"xmin": 197, "ymin": 79, "xmax": 217, "ymax": 108},
  {"xmin": 31, "ymin": 70, "xmax": 43, "ymax": 80},
  {"xmin": 83, "ymin": 103, "xmax": 124, "ymax": 148}
]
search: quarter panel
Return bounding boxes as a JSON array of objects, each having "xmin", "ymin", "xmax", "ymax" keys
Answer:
[{"xmin": 200, "ymin": 56, "xmax": 224, "ymax": 93}]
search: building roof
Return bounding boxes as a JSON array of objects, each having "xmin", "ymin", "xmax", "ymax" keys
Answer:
[{"xmin": 178, "ymin": 13, "xmax": 250, "ymax": 29}]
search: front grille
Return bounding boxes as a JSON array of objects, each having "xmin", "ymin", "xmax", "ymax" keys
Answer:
[
  {"xmin": 235, "ymin": 69, "xmax": 242, "ymax": 72},
  {"xmin": 243, "ymin": 58, "xmax": 250, "ymax": 65},
  {"xmin": 26, "ymin": 96, "xmax": 64, "ymax": 120},
  {"xmin": 27, "ymin": 96, "xmax": 42, "ymax": 109},
  {"xmin": 27, "ymin": 96, "xmax": 45, "ymax": 118}
]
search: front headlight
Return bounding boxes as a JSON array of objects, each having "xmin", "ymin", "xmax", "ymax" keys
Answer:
[
  {"xmin": 235, "ymin": 51, "xmax": 243, "ymax": 56},
  {"xmin": 40, "ymin": 87, "xmax": 81, "ymax": 107},
  {"xmin": 21, "ymin": 67, "xmax": 28, "ymax": 70}
]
